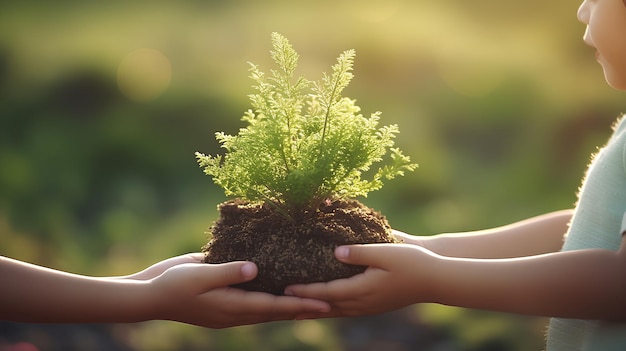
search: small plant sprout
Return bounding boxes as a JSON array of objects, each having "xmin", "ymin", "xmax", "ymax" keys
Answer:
[{"xmin": 196, "ymin": 32, "xmax": 417, "ymax": 220}]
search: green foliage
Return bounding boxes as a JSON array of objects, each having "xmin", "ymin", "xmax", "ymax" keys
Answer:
[{"xmin": 196, "ymin": 32, "xmax": 416, "ymax": 217}]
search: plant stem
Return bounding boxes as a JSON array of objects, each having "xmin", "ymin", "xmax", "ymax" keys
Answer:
[{"xmin": 319, "ymin": 77, "xmax": 341, "ymax": 158}]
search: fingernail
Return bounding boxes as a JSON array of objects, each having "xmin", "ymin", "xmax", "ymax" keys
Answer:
[
  {"xmin": 318, "ymin": 304, "xmax": 331, "ymax": 313},
  {"xmin": 284, "ymin": 289, "xmax": 294, "ymax": 296},
  {"xmin": 335, "ymin": 246, "xmax": 349, "ymax": 260},
  {"xmin": 241, "ymin": 262, "xmax": 256, "ymax": 280}
]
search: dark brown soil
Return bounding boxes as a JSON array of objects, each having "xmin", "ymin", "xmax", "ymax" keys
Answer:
[{"xmin": 202, "ymin": 198, "xmax": 400, "ymax": 295}]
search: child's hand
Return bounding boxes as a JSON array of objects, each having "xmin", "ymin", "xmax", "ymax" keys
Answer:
[
  {"xmin": 392, "ymin": 229, "xmax": 426, "ymax": 246},
  {"xmin": 146, "ymin": 259, "xmax": 331, "ymax": 328},
  {"xmin": 0, "ymin": 254, "xmax": 330, "ymax": 328},
  {"xmin": 121, "ymin": 253, "xmax": 208, "ymax": 280},
  {"xmin": 284, "ymin": 244, "xmax": 436, "ymax": 319}
]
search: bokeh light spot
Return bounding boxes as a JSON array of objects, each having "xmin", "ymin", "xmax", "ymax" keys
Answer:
[
  {"xmin": 117, "ymin": 48, "xmax": 171, "ymax": 102},
  {"xmin": 292, "ymin": 320, "xmax": 325, "ymax": 345},
  {"xmin": 348, "ymin": 0, "xmax": 403, "ymax": 23}
]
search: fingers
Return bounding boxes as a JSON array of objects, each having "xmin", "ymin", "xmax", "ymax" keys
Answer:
[
  {"xmin": 238, "ymin": 291, "xmax": 331, "ymax": 316},
  {"xmin": 392, "ymin": 229, "xmax": 420, "ymax": 244},
  {"xmin": 334, "ymin": 244, "xmax": 395, "ymax": 268},
  {"xmin": 196, "ymin": 261, "xmax": 258, "ymax": 290},
  {"xmin": 284, "ymin": 281, "xmax": 333, "ymax": 301},
  {"xmin": 197, "ymin": 288, "xmax": 331, "ymax": 328},
  {"xmin": 293, "ymin": 310, "xmax": 343, "ymax": 320},
  {"xmin": 179, "ymin": 253, "xmax": 205, "ymax": 262},
  {"xmin": 125, "ymin": 253, "xmax": 206, "ymax": 280},
  {"xmin": 150, "ymin": 253, "xmax": 206, "ymax": 272},
  {"xmin": 156, "ymin": 261, "xmax": 259, "ymax": 295},
  {"xmin": 284, "ymin": 269, "xmax": 380, "ymax": 302},
  {"xmin": 336, "ymin": 243, "xmax": 426, "ymax": 268}
]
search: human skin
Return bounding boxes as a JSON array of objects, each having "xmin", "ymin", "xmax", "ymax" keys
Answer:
[
  {"xmin": 0, "ymin": 253, "xmax": 330, "ymax": 328},
  {"xmin": 285, "ymin": 211, "xmax": 626, "ymax": 322},
  {"xmin": 397, "ymin": 210, "xmax": 573, "ymax": 259},
  {"xmin": 285, "ymin": 0, "xmax": 626, "ymax": 323},
  {"xmin": 579, "ymin": 0, "xmax": 626, "ymax": 89}
]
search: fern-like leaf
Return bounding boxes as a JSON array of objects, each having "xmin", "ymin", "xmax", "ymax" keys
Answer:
[{"xmin": 197, "ymin": 33, "xmax": 417, "ymax": 219}]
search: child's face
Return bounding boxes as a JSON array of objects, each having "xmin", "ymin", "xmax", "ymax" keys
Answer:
[{"xmin": 578, "ymin": 0, "xmax": 626, "ymax": 90}]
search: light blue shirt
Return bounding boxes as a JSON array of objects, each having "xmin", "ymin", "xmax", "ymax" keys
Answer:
[{"xmin": 546, "ymin": 115, "xmax": 626, "ymax": 350}]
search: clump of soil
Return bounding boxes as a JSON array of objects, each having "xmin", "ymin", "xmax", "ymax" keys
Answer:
[{"xmin": 202, "ymin": 198, "xmax": 400, "ymax": 295}]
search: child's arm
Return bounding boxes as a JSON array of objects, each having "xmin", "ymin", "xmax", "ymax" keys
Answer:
[
  {"xmin": 285, "ymin": 236, "xmax": 626, "ymax": 322},
  {"xmin": 0, "ymin": 255, "xmax": 330, "ymax": 328},
  {"xmin": 397, "ymin": 209, "xmax": 573, "ymax": 258}
]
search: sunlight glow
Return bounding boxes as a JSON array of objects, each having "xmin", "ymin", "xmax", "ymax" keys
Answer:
[
  {"xmin": 347, "ymin": 0, "xmax": 404, "ymax": 23},
  {"xmin": 292, "ymin": 320, "xmax": 326, "ymax": 345},
  {"xmin": 117, "ymin": 48, "xmax": 171, "ymax": 102}
]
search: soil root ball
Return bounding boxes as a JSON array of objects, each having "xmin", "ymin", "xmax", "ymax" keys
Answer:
[{"xmin": 202, "ymin": 198, "xmax": 400, "ymax": 295}]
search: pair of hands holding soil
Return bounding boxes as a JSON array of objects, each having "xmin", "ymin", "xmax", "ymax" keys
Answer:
[
  {"xmin": 153, "ymin": 232, "xmax": 428, "ymax": 327},
  {"xmin": 137, "ymin": 244, "xmax": 426, "ymax": 327},
  {"xmin": 142, "ymin": 243, "xmax": 427, "ymax": 327},
  {"xmin": 133, "ymin": 237, "xmax": 427, "ymax": 327},
  {"xmin": 166, "ymin": 230, "xmax": 428, "ymax": 327},
  {"xmin": 1, "ymin": 231, "xmax": 425, "ymax": 329}
]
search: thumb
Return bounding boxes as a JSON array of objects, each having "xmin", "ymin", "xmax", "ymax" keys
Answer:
[
  {"xmin": 335, "ymin": 244, "xmax": 391, "ymax": 268},
  {"xmin": 196, "ymin": 261, "xmax": 258, "ymax": 290}
]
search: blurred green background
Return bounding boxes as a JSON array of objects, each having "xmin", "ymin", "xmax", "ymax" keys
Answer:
[{"xmin": 1, "ymin": 0, "xmax": 624, "ymax": 350}]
